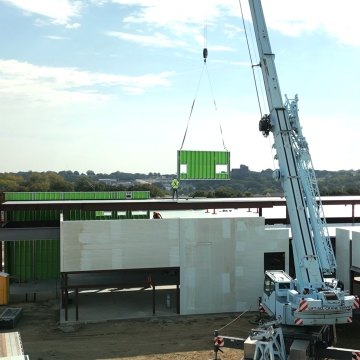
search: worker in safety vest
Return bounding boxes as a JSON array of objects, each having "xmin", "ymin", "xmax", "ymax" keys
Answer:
[{"xmin": 171, "ymin": 178, "xmax": 179, "ymax": 200}]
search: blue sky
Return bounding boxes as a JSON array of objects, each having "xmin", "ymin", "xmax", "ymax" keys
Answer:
[{"xmin": 0, "ymin": 0, "xmax": 359, "ymax": 174}]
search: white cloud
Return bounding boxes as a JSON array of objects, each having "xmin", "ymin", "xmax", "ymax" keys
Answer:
[
  {"xmin": 260, "ymin": 0, "xmax": 360, "ymax": 47},
  {"xmin": 44, "ymin": 35, "xmax": 67, "ymax": 40},
  {"xmin": 0, "ymin": 59, "xmax": 173, "ymax": 105},
  {"xmin": 223, "ymin": 23, "xmax": 244, "ymax": 39},
  {"xmin": 106, "ymin": 31, "xmax": 186, "ymax": 48},
  {"xmin": 106, "ymin": 1, "xmax": 240, "ymax": 56},
  {"xmin": 110, "ymin": 0, "xmax": 360, "ymax": 47},
  {"xmin": 115, "ymin": 0, "xmax": 238, "ymax": 29},
  {"xmin": 65, "ymin": 22, "xmax": 81, "ymax": 29},
  {"xmin": 4, "ymin": 0, "xmax": 359, "ymax": 46},
  {"xmin": 3, "ymin": 0, "xmax": 82, "ymax": 27}
]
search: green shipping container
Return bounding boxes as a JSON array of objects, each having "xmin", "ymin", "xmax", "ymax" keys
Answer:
[
  {"xmin": 177, "ymin": 150, "xmax": 230, "ymax": 180},
  {"xmin": 5, "ymin": 191, "xmax": 150, "ymax": 202},
  {"xmin": 4, "ymin": 240, "xmax": 60, "ymax": 282}
]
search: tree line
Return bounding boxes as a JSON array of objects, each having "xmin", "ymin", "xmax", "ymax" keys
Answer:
[{"xmin": 0, "ymin": 166, "xmax": 360, "ymax": 198}]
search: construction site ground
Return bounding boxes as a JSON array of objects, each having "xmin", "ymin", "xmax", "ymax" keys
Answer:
[{"xmin": 4, "ymin": 296, "xmax": 360, "ymax": 360}]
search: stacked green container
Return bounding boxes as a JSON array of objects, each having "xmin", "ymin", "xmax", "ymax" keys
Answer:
[
  {"xmin": 5, "ymin": 191, "xmax": 150, "ymax": 201},
  {"xmin": 4, "ymin": 240, "xmax": 60, "ymax": 283},
  {"xmin": 3, "ymin": 191, "xmax": 151, "ymax": 282}
]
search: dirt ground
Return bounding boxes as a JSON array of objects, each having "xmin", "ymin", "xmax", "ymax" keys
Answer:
[{"xmin": 6, "ymin": 299, "xmax": 360, "ymax": 360}]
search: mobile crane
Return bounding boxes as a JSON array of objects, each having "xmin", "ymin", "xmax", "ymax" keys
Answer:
[
  {"xmin": 214, "ymin": 0, "xmax": 358, "ymax": 358},
  {"xmin": 249, "ymin": 0, "xmax": 355, "ymax": 328}
]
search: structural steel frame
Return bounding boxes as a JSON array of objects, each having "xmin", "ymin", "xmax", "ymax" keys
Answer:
[{"xmin": 61, "ymin": 267, "xmax": 180, "ymax": 321}]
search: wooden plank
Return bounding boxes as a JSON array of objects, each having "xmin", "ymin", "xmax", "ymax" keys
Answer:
[{"xmin": 0, "ymin": 331, "xmax": 24, "ymax": 357}]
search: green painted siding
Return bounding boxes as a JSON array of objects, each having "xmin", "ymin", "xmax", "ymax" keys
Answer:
[
  {"xmin": 6, "ymin": 210, "xmax": 61, "ymax": 222},
  {"xmin": 4, "ymin": 209, "xmax": 150, "ymax": 222},
  {"xmin": 177, "ymin": 150, "xmax": 230, "ymax": 180},
  {"xmin": 4, "ymin": 240, "xmax": 60, "ymax": 282},
  {"xmin": 3, "ymin": 191, "xmax": 151, "ymax": 222},
  {"xmin": 4, "ymin": 191, "xmax": 150, "ymax": 201},
  {"xmin": 2, "ymin": 191, "xmax": 151, "ymax": 282}
]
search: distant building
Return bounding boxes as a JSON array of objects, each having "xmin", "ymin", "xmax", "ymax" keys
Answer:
[
  {"xmin": 231, "ymin": 164, "xmax": 250, "ymax": 178},
  {"xmin": 134, "ymin": 179, "xmax": 151, "ymax": 185},
  {"xmin": 98, "ymin": 179, "xmax": 118, "ymax": 186}
]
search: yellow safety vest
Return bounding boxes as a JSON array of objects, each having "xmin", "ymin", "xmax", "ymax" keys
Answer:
[{"xmin": 171, "ymin": 179, "xmax": 179, "ymax": 189}]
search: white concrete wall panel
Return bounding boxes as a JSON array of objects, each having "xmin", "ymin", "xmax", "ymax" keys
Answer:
[
  {"xmin": 61, "ymin": 217, "xmax": 289, "ymax": 316},
  {"xmin": 179, "ymin": 218, "xmax": 234, "ymax": 315},
  {"xmin": 352, "ymin": 231, "xmax": 360, "ymax": 268},
  {"xmin": 61, "ymin": 219, "xmax": 179, "ymax": 272},
  {"xmin": 179, "ymin": 217, "xmax": 289, "ymax": 315},
  {"xmin": 335, "ymin": 228, "xmax": 351, "ymax": 289}
]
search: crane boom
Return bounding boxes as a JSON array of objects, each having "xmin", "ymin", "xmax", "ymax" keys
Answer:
[{"xmin": 248, "ymin": 0, "xmax": 355, "ymax": 326}]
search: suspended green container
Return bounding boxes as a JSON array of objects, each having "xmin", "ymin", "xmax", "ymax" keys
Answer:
[{"xmin": 177, "ymin": 150, "xmax": 230, "ymax": 180}]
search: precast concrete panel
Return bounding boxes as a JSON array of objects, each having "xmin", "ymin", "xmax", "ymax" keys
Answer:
[
  {"xmin": 352, "ymin": 231, "xmax": 360, "ymax": 269},
  {"xmin": 336, "ymin": 228, "xmax": 351, "ymax": 290},
  {"xmin": 61, "ymin": 216, "xmax": 289, "ymax": 316},
  {"xmin": 179, "ymin": 217, "xmax": 236, "ymax": 315},
  {"xmin": 60, "ymin": 219, "xmax": 180, "ymax": 272},
  {"xmin": 234, "ymin": 219, "xmax": 289, "ymax": 314},
  {"xmin": 179, "ymin": 217, "xmax": 289, "ymax": 315}
]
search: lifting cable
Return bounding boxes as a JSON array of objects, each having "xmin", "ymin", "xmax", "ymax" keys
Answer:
[
  {"xmin": 238, "ymin": 0, "xmax": 276, "ymax": 170},
  {"xmin": 216, "ymin": 308, "xmax": 251, "ymax": 332},
  {"xmin": 180, "ymin": 16, "xmax": 228, "ymax": 151},
  {"xmin": 238, "ymin": 0, "xmax": 264, "ymax": 119}
]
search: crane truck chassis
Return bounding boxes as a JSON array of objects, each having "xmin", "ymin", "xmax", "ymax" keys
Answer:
[
  {"xmin": 213, "ymin": 319, "xmax": 360, "ymax": 359},
  {"xmin": 212, "ymin": 0, "xmax": 360, "ymax": 358}
]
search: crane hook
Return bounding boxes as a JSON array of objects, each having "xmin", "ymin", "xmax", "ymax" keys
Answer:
[{"xmin": 203, "ymin": 48, "xmax": 208, "ymax": 63}]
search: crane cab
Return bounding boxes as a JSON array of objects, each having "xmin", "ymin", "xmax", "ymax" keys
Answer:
[
  {"xmin": 264, "ymin": 270, "xmax": 293, "ymax": 296},
  {"xmin": 262, "ymin": 270, "xmax": 294, "ymax": 319}
]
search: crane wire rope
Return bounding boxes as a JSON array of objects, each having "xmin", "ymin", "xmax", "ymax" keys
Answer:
[
  {"xmin": 180, "ymin": 66, "xmax": 205, "ymax": 150},
  {"xmin": 238, "ymin": 0, "xmax": 263, "ymax": 119},
  {"xmin": 180, "ymin": 15, "xmax": 228, "ymax": 151},
  {"xmin": 216, "ymin": 308, "xmax": 251, "ymax": 332},
  {"xmin": 204, "ymin": 62, "xmax": 228, "ymax": 151},
  {"xmin": 238, "ymin": 0, "xmax": 277, "ymax": 170}
]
